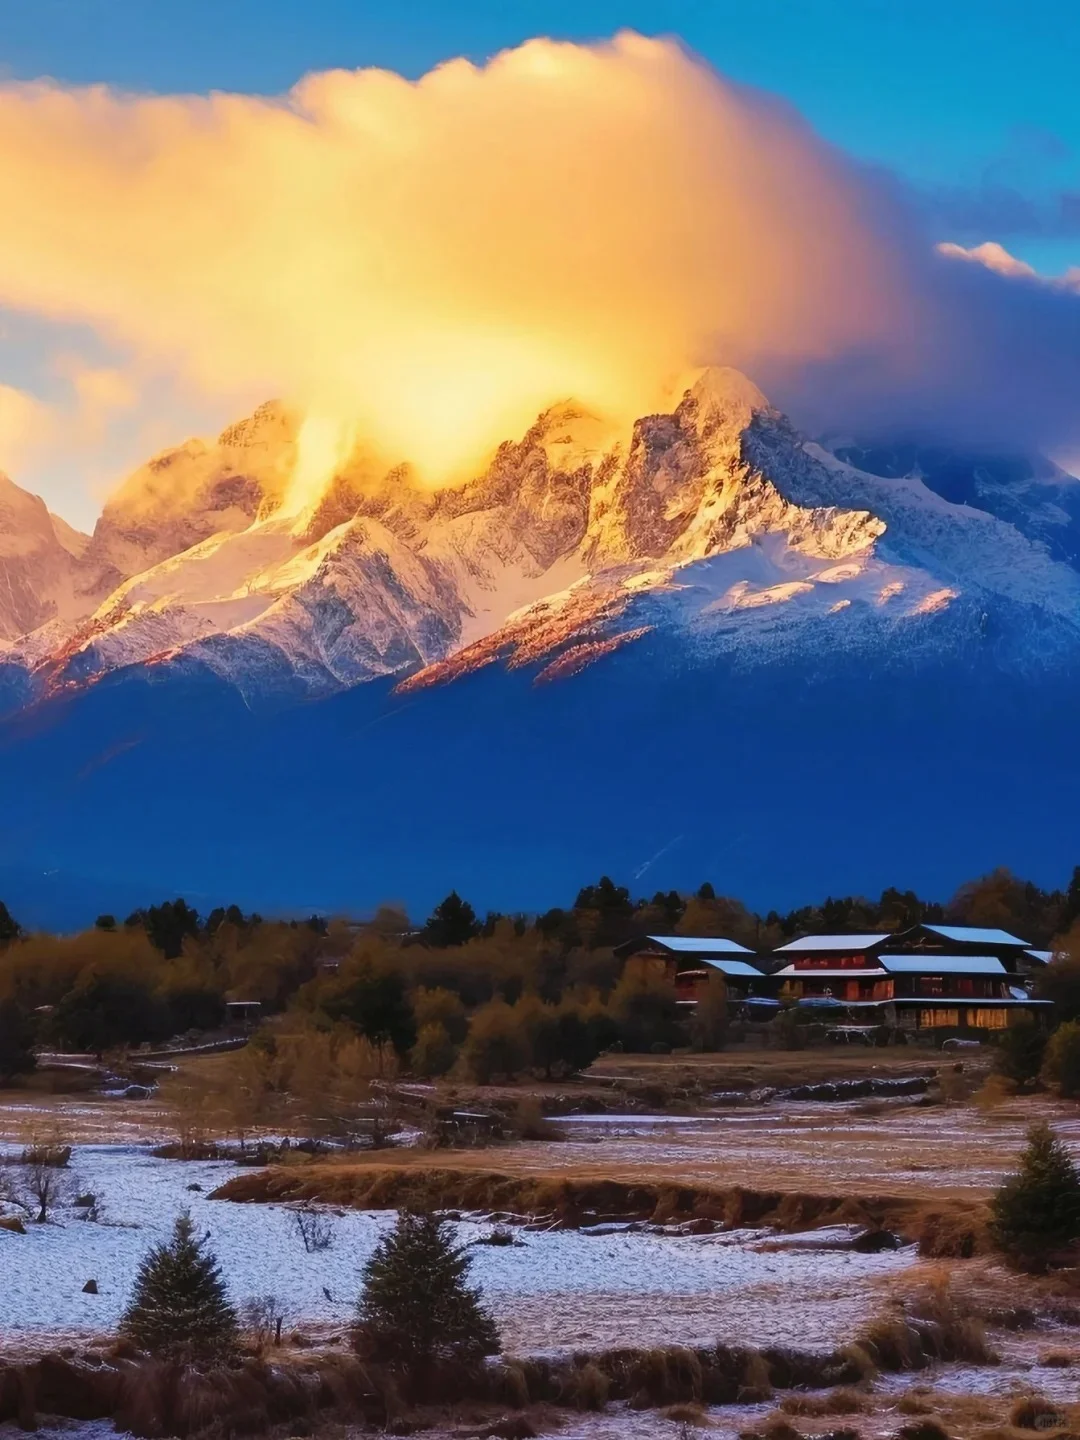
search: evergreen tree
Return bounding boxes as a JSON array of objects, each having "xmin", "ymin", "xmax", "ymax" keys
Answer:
[
  {"xmin": 1036, "ymin": 953, "xmax": 1080, "ymax": 1025},
  {"xmin": 50, "ymin": 970, "xmax": 170, "ymax": 1054},
  {"xmin": 991, "ymin": 1122, "xmax": 1080, "ymax": 1272},
  {"xmin": 1061, "ymin": 865, "xmax": 1080, "ymax": 932},
  {"xmin": 993, "ymin": 1015, "xmax": 1047, "ymax": 1088},
  {"xmin": 356, "ymin": 1208, "xmax": 499, "ymax": 1375},
  {"xmin": 0, "ymin": 901, "xmax": 21, "ymax": 947},
  {"xmin": 1043, "ymin": 1020, "xmax": 1080, "ymax": 1098},
  {"xmin": 120, "ymin": 1212, "xmax": 239, "ymax": 1360},
  {"xmin": 424, "ymin": 891, "xmax": 481, "ymax": 947},
  {"xmin": 319, "ymin": 958, "xmax": 417, "ymax": 1058},
  {"xmin": 0, "ymin": 997, "xmax": 36, "ymax": 1082}
]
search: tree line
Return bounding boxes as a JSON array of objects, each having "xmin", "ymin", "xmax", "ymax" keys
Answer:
[{"xmin": 3, "ymin": 864, "xmax": 1080, "ymax": 1084}]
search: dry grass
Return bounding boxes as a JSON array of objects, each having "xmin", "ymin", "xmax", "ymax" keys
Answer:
[
  {"xmin": 662, "ymin": 1401, "xmax": 715, "ymax": 1426},
  {"xmin": 212, "ymin": 1159, "xmax": 994, "ymax": 1255},
  {"xmin": 1039, "ymin": 1350, "xmax": 1075, "ymax": 1367},
  {"xmin": 588, "ymin": 1047, "xmax": 946, "ymax": 1092},
  {"xmin": 898, "ymin": 1420, "xmax": 953, "ymax": 1440},
  {"xmin": 778, "ymin": 1389, "xmax": 872, "ymax": 1416},
  {"xmin": 1008, "ymin": 1397, "xmax": 1069, "ymax": 1430}
]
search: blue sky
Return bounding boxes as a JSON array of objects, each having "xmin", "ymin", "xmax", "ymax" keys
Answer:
[{"xmin": 2, "ymin": 0, "xmax": 1078, "ymax": 274}]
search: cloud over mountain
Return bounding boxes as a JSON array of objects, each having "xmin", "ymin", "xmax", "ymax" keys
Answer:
[{"xmin": 0, "ymin": 31, "xmax": 1077, "ymax": 519}]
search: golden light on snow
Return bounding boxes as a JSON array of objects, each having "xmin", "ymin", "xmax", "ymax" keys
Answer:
[{"xmin": 0, "ymin": 32, "xmax": 909, "ymax": 508}]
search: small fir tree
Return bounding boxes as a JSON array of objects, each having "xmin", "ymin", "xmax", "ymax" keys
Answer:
[
  {"xmin": 120, "ymin": 1212, "xmax": 239, "ymax": 1360},
  {"xmin": 991, "ymin": 1121, "xmax": 1080, "ymax": 1272},
  {"xmin": 355, "ymin": 1208, "xmax": 499, "ymax": 1375}
]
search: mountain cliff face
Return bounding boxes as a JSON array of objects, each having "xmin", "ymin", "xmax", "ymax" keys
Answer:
[
  {"xmin": 0, "ymin": 473, "xmax": 98, "ymax": 641},
  {"xmin": 1, "ymin": 367, "xmax": 1079, "ymax": 925}
]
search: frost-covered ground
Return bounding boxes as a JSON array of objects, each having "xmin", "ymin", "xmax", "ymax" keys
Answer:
[
  {"xmin": 0, "ymin": 1143, "xmax": 913, "ymax": 1353},
  {"xmin": 537, "ymin": 1102, "xmax": 1080, "ymax": 1193}
]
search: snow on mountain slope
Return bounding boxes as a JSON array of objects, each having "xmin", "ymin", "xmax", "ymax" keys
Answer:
[
  {"xmin": 4, "ymin": 366, "xmax": 1080, "ymax": 706},
  {"xmin": 746, "ymin": 415, "xmax": 1080, "ymax": 621},
  {"xmin": 84, "ymin": 400, "xmax": 297, "ymax": 584},
  {"xmin": 0, "ymin": 473, "xmax": 100, "ymax": 641}
]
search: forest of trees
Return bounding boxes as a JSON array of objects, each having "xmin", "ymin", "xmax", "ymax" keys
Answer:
[{"xmin": 1, "ymin": 865, "xmax": 1080, "ymax": 1087}]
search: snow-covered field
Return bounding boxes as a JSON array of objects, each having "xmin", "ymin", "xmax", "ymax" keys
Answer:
[{"xmin": 0, "ymin": 1143, "xmax": 914, "ymax": 1354}]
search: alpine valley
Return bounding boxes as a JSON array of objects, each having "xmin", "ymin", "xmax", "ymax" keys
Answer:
[{"xmin": 1, "ymin": 367, "xmax": 1077, "ymax": 928}]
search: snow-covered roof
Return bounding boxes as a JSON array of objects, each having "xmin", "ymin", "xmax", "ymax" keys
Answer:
[
  {"xmin": 700, "ymin": 957, "xmax": 764, "ymax": 978},
  {"xmin": 774, "ymin": 934, "xmax": 889, "ymax": 952},
  {"xmin": 774, "ymin": 964, "xmax": 887, "ymax": 978},
  {"xmin": 645, "ymin": 935, "xmax": 754, "ymax": 954},
  {"xmin": 922, "ymin": 924, "xmax": 1028, "ymax": 947},
  {"xmin": 1025, "ymin": 949, "xmax": 1054, "ymax": 964},
  {"xmin": 880, "ymin": 954, "xmax": 1006, "ymax": 976}
]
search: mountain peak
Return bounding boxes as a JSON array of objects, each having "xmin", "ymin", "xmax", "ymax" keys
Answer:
[{"xmin": 685, "ymin": 365, "xmax": 770, "ymax": 423}]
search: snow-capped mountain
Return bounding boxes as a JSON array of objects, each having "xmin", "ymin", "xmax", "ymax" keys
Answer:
[
  {"xmin": 0, "ymin": 472, "xmax": 98, "ymax": 641},
  {"xmin": 6, "ymin": 365, "xmax": 1078, "ymax": 710},
  {"xmin": 2, "ymin": 367, "xmax": 1079, "ymax": 927}
]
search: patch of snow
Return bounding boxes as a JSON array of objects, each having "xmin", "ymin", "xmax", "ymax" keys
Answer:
[{"xmin": 0, "ymin": 1143, "xmax": 911, "ymax": 1355}]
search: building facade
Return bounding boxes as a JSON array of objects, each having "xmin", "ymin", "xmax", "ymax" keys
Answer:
[{"xmin": 769, "ymin": 925, "xmax": 1051, "ymax": 1032}]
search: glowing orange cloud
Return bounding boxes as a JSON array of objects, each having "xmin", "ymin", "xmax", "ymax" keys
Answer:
[{"xmin": 0, "ymin": 33, "xmax": 911, "ymax": 508}]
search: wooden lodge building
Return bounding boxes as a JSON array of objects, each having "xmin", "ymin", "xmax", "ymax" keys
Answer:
[
  {"xmin": 765, "ymin": 923, "xmax": 1050, "ymax": 1033},
  {"xmin": 612, "ymin": 935, "xmax": 766, "ymax": 1008},
  {"xmin": 616, "ymin": 925, "xmax": 1052, "ymax": 1034}
]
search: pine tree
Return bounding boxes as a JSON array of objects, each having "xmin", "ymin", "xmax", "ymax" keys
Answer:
[
  {"xmin": 0, "ymin": 997, "xmax": 36, "ymax": 1083},
  {"xmin": 991, "ymin": 1121, "xmax": 1080, "ymax": 1272},
  {"xmin": 424, "ymin": 892, "xmax": 481, "ymax": 947},
  {"xmin": 0, "ymin": 901, "xmax": 21, "ymax": 947},
  {"xmin": 355, "ymin": 1209, "xmax": 499, "ymax": 1374},
  {"xmin": 120, "ymin": 1212, "xmax": 239, "ymax": 1361}
]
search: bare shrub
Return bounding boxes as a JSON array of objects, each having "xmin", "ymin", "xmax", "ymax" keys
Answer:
[
  {"xmin": 160, "ymin": 1072, "xmax": 226, "ymax": 1157},
  {"xmin": 293, "ymin": 1204, "xmax": 335, "ymax": 1253},
  {"xmin": 242, "ymin": 1294, "xmax": 287, "ymax": 1351},
  {"xmin": 511, "ymin": 1098, "xmax": 563, "ymax": 1142},
  {"xmin": 936, "ymin": 1065, "xmax": 977, "ymax": 1105},
  {"xmin": 20, "ymin": 1154, "xmax": 77, "ymax": 1222},
  {"xmin": 0, "ymin": 1131, "xmax": 78, "ymax": 1222},
  {"xmin": 474, "ymin": 1224, "xmax": 522, "ymax": 1248}
]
